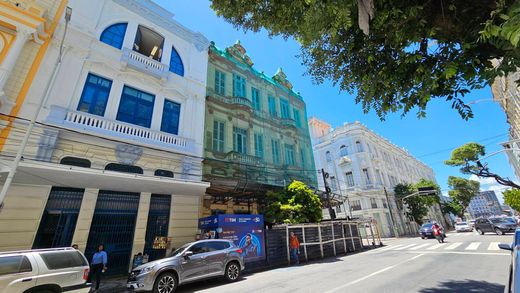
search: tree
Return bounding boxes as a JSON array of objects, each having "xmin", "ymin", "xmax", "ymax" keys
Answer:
[
  {"xmin": 394, "ymin": 179, "xmax": 439, "ymax": 225},
  {"xmin": 210, "ymin": 0, "xmax": 520, "ymax": 120},
  {"xmin": 447, "ymin": 176, "xmax": 480, "ymax": 218},
  {"xmin": 445, "ymin": 142, "xmax": 520, "ymax": 189},
  {"xmin": 441, "ymin": 200, "xmax": 464, "ymax": 218},
  {"xmin": 264, "ymin": 180, "xmax": 323, "ymax": 224},
  {"xmin": 503, "ymin": 189, "xmax": 520, "ymax": 212}
]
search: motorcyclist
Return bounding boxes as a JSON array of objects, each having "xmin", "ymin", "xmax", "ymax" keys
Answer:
[{"xmin": 431, "ymin": 222, "xmax": 444, "ymax": 242}]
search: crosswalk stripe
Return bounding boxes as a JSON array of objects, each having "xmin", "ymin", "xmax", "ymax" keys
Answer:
[
  {"xmin": 409, "ymin": 243, "xmax": 431, "ymax": 250},
  {"xmin": 488, "ymin": 242, "xmax": 500, "ymax": 251},
  {"xmin": 466, "ymin": 242, "xmax": 481, "ymax": 250},
  {"xmin": 445, "ymin": 242, "xmax": 463, "ymax": 250},
  {"xmin": 379, "ymin": 244, "xmax": 404, "ymax": 251},
  {"xmin": 427, "ymin": 243, "xmax": 444, "ymax": 250},
  {"xmin": 393, "ymin": 244, "xmax": 417, "ymax": 250}
]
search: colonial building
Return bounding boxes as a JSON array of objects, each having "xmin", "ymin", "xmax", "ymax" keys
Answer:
[
  {"xmin": 491, "ymin": 67, "xmax": 520, "ymax": 180},
  {"xmin": 467, "ymin": 190, "xmax": 502, "ymax": 218},
  {"xmin": 0, "ymin": 0, "xmax": 210, "ymax": 275},
  {"xmin": 203, "ymin": 41, "xmax": 316, "ymax": 216},
  {"xmin": 309, "ymin": 118, "xmax": 444, "ymax": 237}
]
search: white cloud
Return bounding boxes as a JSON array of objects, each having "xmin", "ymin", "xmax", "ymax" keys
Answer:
[
  {"xmin": 469, "ymin": 175, "xmax": 497, "ymax": 186},
  {"xmin": 468, "ymin": 175, "xmax": 513, "ymax": 204}
]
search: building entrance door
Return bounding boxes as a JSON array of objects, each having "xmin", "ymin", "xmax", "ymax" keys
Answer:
[
  {"xmin": 86, "ymin": 190, "xmax": 140, "ymax": 275},
  {"xmin": 143, "ymin": 194, "xmax": 171, "ymax": 261}
]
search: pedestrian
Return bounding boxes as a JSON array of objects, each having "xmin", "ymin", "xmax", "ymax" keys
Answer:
[
  {"xmin": 86, "ymin": 244, "xmax": 108, "ymax": 291},
  {"xmin": 289, "ymin": 232, "xmax": 300, "ymax": 265},
  {"xmin": 71, "ymin": 244, "xmax": 79, "ymax": 250}
]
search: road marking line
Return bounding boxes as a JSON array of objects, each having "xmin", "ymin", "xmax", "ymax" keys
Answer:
[
  {"xmin": 324, "ymin": 254, "xmax": 425, "ymax": 293},
  {"xmin": 393, "ymin": 244, "xmax": 417, "ymax": 250},
  {"xmin": 488, "ymin": 242, "xmax": 500, "ymax": 251},
  {"xmin": 427, "ymin": 243, "xmax": 444, "ymax": 250},
  {"xmin": 465, "ymin": 242, "xmax": 481, "ymax": 250},
  {"xmin": 408, "ymin": 251, "xmax": 509, "ymax": 256},
  {"xmin": 409, "ymin": 243, "xmax": 431, "ymax": 250},
  {"xmin": 378, "ymin": 244, "xmax": 405, "ymax": 251},
  {"xmin": 445, "ymin": 242, "xmax": 463, "ymax": 250}
]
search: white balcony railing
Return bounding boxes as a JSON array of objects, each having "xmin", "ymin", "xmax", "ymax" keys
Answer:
[
  {"xmin": 121, "ymin": 48, "xmax": 168, "ymax": 79},
  {"xmin": 47, "ymin": 106, "xmax": 195, "ymax": 153}
]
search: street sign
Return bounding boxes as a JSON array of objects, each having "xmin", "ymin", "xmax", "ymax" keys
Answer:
[{"xmin": 418, "ymin": 186, "xmax": 437, "ymax": 196}]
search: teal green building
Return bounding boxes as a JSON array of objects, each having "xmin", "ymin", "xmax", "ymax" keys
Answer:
[{"xmin": 202, "ymin": 41, "xmax": 317, "ymax": 216}]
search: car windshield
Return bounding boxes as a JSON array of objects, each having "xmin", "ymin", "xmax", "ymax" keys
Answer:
[
  {"xmin": 490, "ymin": 218, "xmax": 507, "ymax": 223},
  {"xmin": 169, "ymin": 243, "xmax": 191, "ymax": 257},
  {"xmin": 421, "ymin": 224, "xmax": 433, "ymax": 228},
  {"xmin": 456, "ymin": 222, "xmax": 467, "ymax": 226}
]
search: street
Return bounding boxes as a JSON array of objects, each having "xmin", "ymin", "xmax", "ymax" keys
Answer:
[{"xmin": 174, "ymin": 232, "xmax": 511, "ymax": 293}]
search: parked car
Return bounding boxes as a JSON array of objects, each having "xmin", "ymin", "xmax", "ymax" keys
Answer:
[
  {"xmin": 455, "ymin": 222, "xmax": 473, "ymax": 232},
  {"xmin": 127, "ymin": 239, "xmax": 245, "ymax": 293},
  {"xmin": 469, "ymin": 219, "xmax": 476, "ymax": 228},
  {"xmin": 499, "ymin": 228, "xmax": 520, "ymax": 293},
  {"xmin": 420, "ymin": 223, "xmax": 446, "ymax": 239},
  {"xmin": 0, "ymin": 247, "xmax": 90, "ymax": 293},
  {"xmin": 475, "ymin": 217, "xmax": 518, "ymax": 235}
]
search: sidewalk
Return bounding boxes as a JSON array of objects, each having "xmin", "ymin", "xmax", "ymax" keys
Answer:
[{"xmin": 94, "ymin": 276, "xmax": 128, "ymax": 293}]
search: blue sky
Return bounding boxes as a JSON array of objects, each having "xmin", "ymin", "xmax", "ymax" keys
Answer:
[{"xmin": 157, "ymin": 0, "xmax": 515, "ymax": 201}]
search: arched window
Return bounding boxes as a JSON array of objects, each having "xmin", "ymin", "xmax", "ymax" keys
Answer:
[
  {"xmin": 155, "ymin": 169, "xmax": 174, "ymax": 178},
  {"xmin": 339, "ymin": 145, "xmax": 348, "ymax": 156},
  {"xmin": 105, "ymin": 163, "xmax": 143, "ymax": 174},
  {"xmin": 100, "ymin": 23, "xmax": 128, "ymax": 49},
  {"xmin": 325, "ymin": 151, "xmax": 332, "ymax": 162},
  {"xmin": 60, "ymin": 157, "xmax": 91, "ymax": 168},
  {"xmin": 169, "ymin": 46, "xmax": 184, "ymax": 76},
  {"xmin": 356, "ymin": 141, "xmax": 363, "ymax": 152}
]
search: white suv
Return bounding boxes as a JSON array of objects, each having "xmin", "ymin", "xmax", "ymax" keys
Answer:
[{"xmin": 0, "ymin": 247, "xmax": 90, "ymax": 293}]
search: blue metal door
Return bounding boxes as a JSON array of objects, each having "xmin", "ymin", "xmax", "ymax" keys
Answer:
[
  {"xmin": 85, "ymin": 190, "xmax": 140, "ymax": 275},
  {"xmin": 33, "ymin": 187, "xmax": 84, "ymax": 249},
  {"xmin": 143, "ymin": 194, "xmax": 171, "ymax": 261}
]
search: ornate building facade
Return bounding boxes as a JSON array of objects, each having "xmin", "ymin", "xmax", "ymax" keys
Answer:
[
  {"xmin": 310, "ymin": 118, "xmax": 444, "ymax": 237},
  {"xmin": 203, "ymin": 41, "xmax": 316, "ymax": 216},
  {"xmin": 0, "ymin": 0, "xmax": 209, "ymax": 275}
]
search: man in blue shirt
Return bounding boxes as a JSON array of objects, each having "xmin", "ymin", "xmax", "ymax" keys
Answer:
[{"xmin": 87, "ymin": 244, "xmax": 108, "ymax": 290}]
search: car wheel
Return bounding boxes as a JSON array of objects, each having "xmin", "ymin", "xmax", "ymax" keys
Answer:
[
  {"xmin": 477, "ymin": 228, "xmax": 484, "ymax": 235},
  {"xmin": 224, "ymin": 262, "xmax": 241, "ymax": 282},
  {"xmin": 495, "ymin": 228, "xmax": 505, "ymax": 236},
  {"xmin": 153, "ymin": 272, "xmax": 178, "ymax": 293}
]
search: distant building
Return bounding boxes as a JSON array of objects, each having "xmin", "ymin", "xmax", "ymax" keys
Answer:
[
  {"xmin": 467, "ymin": 191, "xmax": 502, "ymax": 218},
  {"xmin": 309, "ymin": 118, "xmax": 444, "ymax": 237}
]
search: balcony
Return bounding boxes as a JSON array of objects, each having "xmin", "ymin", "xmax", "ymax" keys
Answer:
[
  {"xmin": 227, "ymin": 151, "xmax": 262, "ymax": 165},
  {"xmin": 279, "ymin": 117, "xmax": 297, "ymax": 128},
  {"xmin": 121, "ymin": 48, "xmax": 168, "ymax": 79},
  {"xmin": 231, "ymin": 97, "xmax": 252, "ymax": 108},
  {"xmin": 46, "ymin": 106, "xmax": 196, "ymax": 153}
]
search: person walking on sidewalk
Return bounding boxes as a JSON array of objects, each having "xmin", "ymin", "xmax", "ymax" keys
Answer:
[
  {"xmin": 289, "ymin": 232, "xmax": 300, "ymax": 265},
  {"xmin": 87, "ymin": 244, "xmax": 108, "ymax": 291}
]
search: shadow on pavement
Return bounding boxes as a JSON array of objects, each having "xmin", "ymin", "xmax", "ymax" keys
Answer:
[{"xmin": 418, "ymin": 279, "xmax": 504, "ymax": 293}]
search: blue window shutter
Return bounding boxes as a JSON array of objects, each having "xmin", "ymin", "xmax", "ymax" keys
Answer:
[
  {"xmin": 116, "ymin": 86, "xmax": 155, "ymax": 128},
  {"xmin": 100, "ymin": 23, "xmax": 128, "ymax": 49},
  {"xmin": 160, "ymin": 100, "xmax": 181, "ymax": 135},
  {"xmin": 77, "ymin": 73, "xmax": 112, "ymax": 116},
  {"xmin": 169, "ymin": 46, "xmax": 184, "ymax": 76}
]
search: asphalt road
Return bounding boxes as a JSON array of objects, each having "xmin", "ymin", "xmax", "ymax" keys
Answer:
[{"xmin": 176, "ymin": 231, "xmax": 512, "ymax": 293}]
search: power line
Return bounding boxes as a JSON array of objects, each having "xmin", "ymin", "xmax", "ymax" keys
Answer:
[{"xmin": 416, "ymin": 133, "xmax": 509, "ymax": 158}]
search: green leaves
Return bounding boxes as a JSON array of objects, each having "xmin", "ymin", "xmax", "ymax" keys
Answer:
[
  {"xmin": 503, "ymin": 189, "xmax": 520, "ymax": 212},
  {"xmin": 447, "ymin": 176, "xmax": 480, "ymax": 217},
  {"xmin": 210, "ymin": 0, "xmax": 520, "ymax": 120},
  {"xmin": 264, "ymin": 181, "xmax": 323, "ymax": 224},
  {"xmin": 394, "ymin": 179, "xmax": 440, "ymax": 225}
]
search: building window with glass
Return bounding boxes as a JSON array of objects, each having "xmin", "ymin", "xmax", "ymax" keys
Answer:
[
  {"xmin": 252, "ymin": 87, "xmax": 261, "ymax": 111},
  {"xmin": 160, "ymin": 100, "xmax": 181, "ymax": 135},
  {"xmin": 254, "ymin": 133, "xmax": 264, "ymax": 158},
  {"xmin": 345, "ymin": 172, "xmax": 355, "ymax": 187},
  {"xmin": 339, "ymin": 145, "xmax": 348, "ymax": 156},
  {"xmin": 356, "ymin": 141, "xmax": 363, "ymax": 152},
  {"xmin": 116, "ymin": 86, "xmax": 155, "ymax": 128},
  {"xmin": 300, "ymin": 147, "xmax": 306, "ymax": 167},
  {"xmin": 293, "ymin": 108, "xmax": 301, "ymax": 127},
  {"xmin": 215, "ymin": 70, "xmax": 226, "ymax": 95},
  {"xmin": 213, "ymin": 121, "xmax": 225, "ymax": 152},
  {"xmin": 371, "ymin": 198, "xmax": 378, "ymax": 209},
  {"xmin": 280, "ymin": 98, "xmax": 290, "ymax": 119},
  {"xmin": 271, "ymin": 139, "xmax": 280, "ymax": 165},
  {"xmin": 375, "ymin": 169, "xmax": 382, "ymax": 185},
  {"xmin": 100, "ymin": 23, "xmax": 127, "ymax": 49},
  {"xmin": 284, "ymin": 144, "xmax": 295, "ymax": 166},
  {"xmin": 169, "ymin": 46, "xmax": 184, "ymax": 76},
  {"xmin": 268, "ymin": 96, "xmax": 277, "ymax": 117},
  {"xmin": 326, "ymin": 151, "xmax": 332, "ymax": 162},
  {"xmin": 77, "ymin": 73, "xmax": 112, "ymax": 116},
  {"xmin": 233, "ymin": 74, "xmax": 246, "ymax": 98},
  {"xmin": 363, "ymin": 168, "xmax": 372, "ymax": 185},
  {"xmin": 330, "ymin": 176, "xmax": 337, "ymax": 191},
  {"xmin": 352, "ymin": 200, "xmax": 362, "ymax": 211},
  {"xmin": 233, "ymin": 127, "xmax": 248, "ymax": 154}
]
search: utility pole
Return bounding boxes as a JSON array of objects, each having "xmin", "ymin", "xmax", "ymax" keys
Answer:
[
  {"xmin": 384, "ymin": 187, "xmax": 399, "ymax": 237},
  {"xmin": 0, "ymin": 7, "xmax": 73, "ymax": 210},
  {"xmin": 321, "ymin": 168, "xmax": 335, "ymax": 220}
]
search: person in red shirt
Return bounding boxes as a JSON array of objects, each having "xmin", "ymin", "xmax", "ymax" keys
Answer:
[{"xmin": 289, "ymin": 232, "xmax": 300, "ymax": 265}]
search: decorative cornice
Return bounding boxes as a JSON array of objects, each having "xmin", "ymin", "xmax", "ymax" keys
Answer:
[
  {"xmin": 113, "ymin": 0, "xmax": 210, "ymax": 52},
  {"xmin": 272, "ymin": 67, "xmax": 293, "ymax": 91},
  {"xmin": 225, "ymin": 40, "xmax": 254, "ymax": 67}
]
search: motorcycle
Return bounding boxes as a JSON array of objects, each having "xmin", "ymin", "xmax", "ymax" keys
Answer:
[{"xmin": 433, "ymin": 227, "xmax": 445, "ymax": 243}]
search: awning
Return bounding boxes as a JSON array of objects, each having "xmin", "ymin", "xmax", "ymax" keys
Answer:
[{"xmin": 3, "ymin": 160, "xmax": 209, "ymax": 195}]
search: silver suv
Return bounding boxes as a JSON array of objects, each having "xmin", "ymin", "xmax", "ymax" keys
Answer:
[
  {"xmin": 127, "ymin": 239, "xmax": 245, "ymax": 293},
  {"xmin": 0, "ymin": 247, "xmax": 90, "ymax": 293}
]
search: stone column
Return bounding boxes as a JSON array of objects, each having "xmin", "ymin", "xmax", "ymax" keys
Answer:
[
  {"xmin": 71, "ymin": 188, "xmax": 99, "ymax": 252},
  {"xmin": 168, "ymin": 194, "xmax": 200, "ymax": 249},
  {"xmin": 130, "ymin": 192, "xmax": 151, "ymax": 267},
  {"xmin": 0, "ymin": 27, "xmax": 33, "ymax": 101}
]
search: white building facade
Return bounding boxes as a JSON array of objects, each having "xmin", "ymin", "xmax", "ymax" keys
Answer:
[
  {"xmin": 309, "ymin": 118, "xmax": 443, "ymax": 237},
  {"xmin": 0, "ymin": 0, "xmax": 209, "ymax": 275},
  {"xmin": 467, "ymin": 191, "xmax": 502, "ymax": 218}
]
